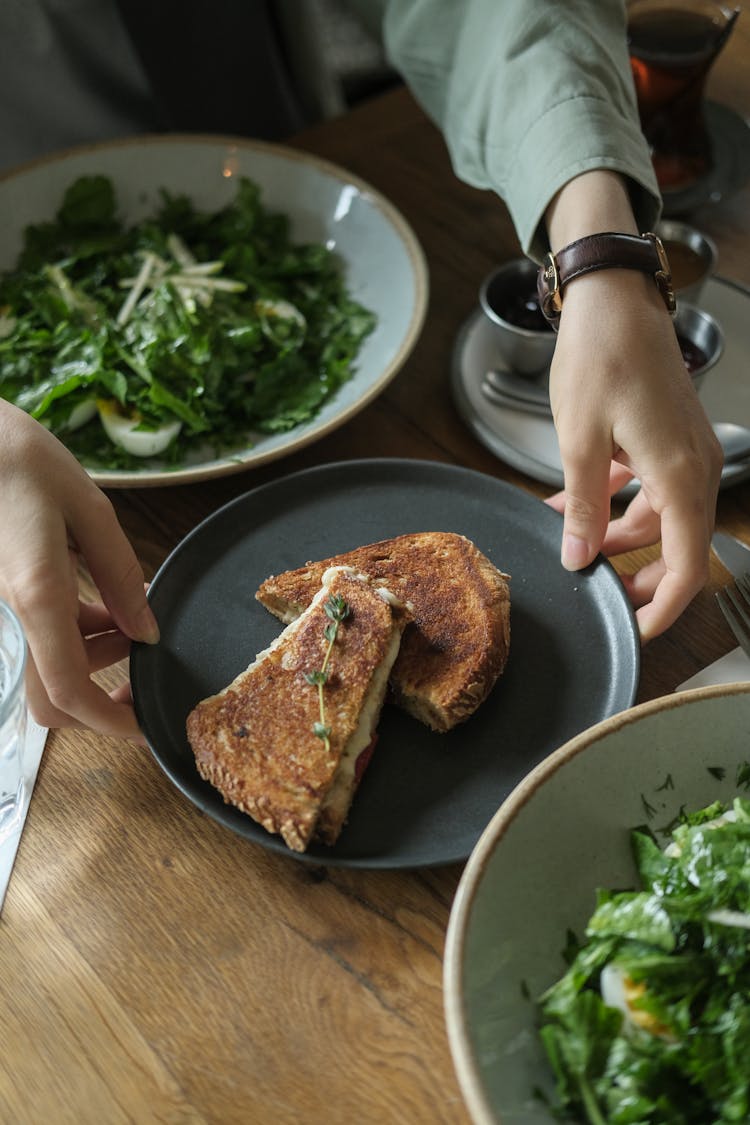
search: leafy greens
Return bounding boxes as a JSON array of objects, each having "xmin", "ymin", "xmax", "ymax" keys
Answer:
[
  {"xmin": 539, "ymin": 796, "xmax": 750, "ymax": 1124},
  {"xmin": 0, "ymin": 174, "xmax": 376, "ymax": 469}
]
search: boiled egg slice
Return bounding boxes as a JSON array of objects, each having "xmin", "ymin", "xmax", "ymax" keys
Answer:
[
  {"xmin": 97, "ymin": 399, "xmax": 182, "ymax": 457},
  {"xmin": 600, "ymin": 963, "xmax": 674, "ymax": 1040},
  {"xmin": 64, "ymin": 397, "xmax": 98, "ymax": 432},
  {"xmin": 39, "ymin": 397, "xmax": 98, "ymax": 433},
  {"xmin": 255, "ymin": 297, "xmax": 306, "ymax": 327}
]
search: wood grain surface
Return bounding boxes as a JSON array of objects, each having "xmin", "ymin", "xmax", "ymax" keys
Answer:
[{"xmin": 3, "ymin": 18, "xmax": 750, "ymax": 1125}]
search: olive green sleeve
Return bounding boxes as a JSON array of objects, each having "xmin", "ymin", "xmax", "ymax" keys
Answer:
[{"xmin": 360, "ymin": 0, "xmax": 661, "ymax": 260}]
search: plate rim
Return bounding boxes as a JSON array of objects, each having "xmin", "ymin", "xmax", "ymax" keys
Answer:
[
  {"xmin": 1, "ymin": 133, "xmax": 429, "ymax": 488},
  {"xmin": 131, "ymin": 456, "xmax": 640, "ymax": 870}
]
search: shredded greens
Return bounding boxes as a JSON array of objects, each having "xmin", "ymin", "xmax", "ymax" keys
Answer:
[
  {"xmin": 0, "ymin": 175, "xmax": 376, "ymax": 468},
  {"xmin": 539, "ymin": 794, "xmax": 750, "ymax": 1124}
]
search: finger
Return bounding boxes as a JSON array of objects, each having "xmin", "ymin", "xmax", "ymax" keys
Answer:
[
  {"xmin": 635, "ymin": 569, "xmax": 701, "ymax": 644},
  {"xmin": 24, "ymin": 636, "xmax": 143, "ymax": 739},
  {"xmin": 556, "ymin": 431, "xmax": 615, "ymax": 571},
  {"xmin": 545, "ymin": 461, "xmax": 635, "ymax": 519},
  {"xmin": 84, "ymin": 630, "xmax": 132, "ymax": 671},
  {"xmin": 544, "ymin": 489, "xmax": 566, "ymax": 515},
  {"xmin": 110, "ymin": 682, "xmax": 147, "ymax": 746},
  {"xmin": 66, "ymin": 489, "xmax": 159, "ymax": 644},
  {"xmin": 111, "ymin": 681, "xmax": 134, "ymax": 705},
  {"xmin": 78, "ymin": 601, "xmax": 136, "ymax": 670},
  {"xmin": 78, "ymin": 600, "xmax": 121, "ymax": 635},
  {"xmin": 600, "ymin": 488, "xmax": 662, "ymax": 557},
  {"xmin": 634, "ymin": 502, "xmax": 712, "ymax": 644},
  {"xmin": 5, "ymin": 518, "xmax": 143, "ymax": 737},
  {"xmin": 618, "ymin": 558, "xmax": 666, "ymax": 608}
]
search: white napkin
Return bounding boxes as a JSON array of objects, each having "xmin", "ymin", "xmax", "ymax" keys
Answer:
[
  {"xmin": 677, "ymin": 646, "xmax": 750, "ymax": 691},
  {"xmin": 0, "ymin": 716, "xmax": 48, "ymax": 911}
]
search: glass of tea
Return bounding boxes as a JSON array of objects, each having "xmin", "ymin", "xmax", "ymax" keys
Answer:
[{"xmin": 627, "ymin": 0, "xmax": 740, "ymax": 191}]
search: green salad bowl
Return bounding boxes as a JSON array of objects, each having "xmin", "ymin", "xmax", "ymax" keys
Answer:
[{"xmin": 444, "ymin": 681, "xmax": 750, "ymax": 1124}]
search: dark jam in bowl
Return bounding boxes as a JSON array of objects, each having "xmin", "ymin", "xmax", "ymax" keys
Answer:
[
  {"xmin": 677, "ymin": 332, "xmax": 708, "ymax": 374},
  {"xmin": 485, "ymin": 272, "xmax": 553, "ymax": 333},
  {"xmin": 500, "ymin": 291, "xmax": 552, "ymax": 332}
]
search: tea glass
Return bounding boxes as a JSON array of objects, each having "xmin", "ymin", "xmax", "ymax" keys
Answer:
[
  {"xmin": 627, "ymin": 0, "xmax": 740, "ymax": 191},
  {"xmin": 0, "ymin": 599, "xmax": 27, "ymax": 844}
]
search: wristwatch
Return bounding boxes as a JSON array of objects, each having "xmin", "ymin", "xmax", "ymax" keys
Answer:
[{"xmin": 537, "ymin": 231, "xmax": 677, "ymax": 328}]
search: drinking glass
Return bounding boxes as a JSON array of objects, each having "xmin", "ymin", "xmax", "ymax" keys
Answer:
[
  {"xmin": 627, "ymin": 0, "xmax": 740, "ymax": 191},
  {"xmin": 0, "ymin": 599, "xmax": 27, "ymax": 843}
]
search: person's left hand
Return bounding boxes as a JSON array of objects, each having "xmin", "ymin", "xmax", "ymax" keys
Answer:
[
  {"xmin": 544, "ymin": 268, "xmax": 723, "ymax": 643},
  {"xmin": 0, "ymin": 401, "xmax": 158, "ymax": 738}
]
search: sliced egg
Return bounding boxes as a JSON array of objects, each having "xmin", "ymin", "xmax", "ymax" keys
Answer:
[
  {"xmin": 600, "ymin": 963, "xmax": 674, "ymax": 1039},
  {"xmin": 97, "ymin": 399, "xmax": 182, "ymax": 457},
  {"xmin": 63, "ymin": 397, "xmax": 98, "ymax": 432},
  {"xmin": 255, "ymin": 297, "xmax": 306, "ymax": 327}
]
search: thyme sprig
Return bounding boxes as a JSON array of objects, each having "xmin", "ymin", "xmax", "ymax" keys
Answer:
[{"xmin": 304, "ymin": 594, "xmax": 350, "ymax": 752}]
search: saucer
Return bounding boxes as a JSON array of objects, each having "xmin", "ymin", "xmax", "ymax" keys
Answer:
[
  {"xmin": 451, "ymin": 275, "xmax": 750, "ymax": 493},
  {"xmin": 660, "ymin": 102, "xmax": 750, "ymax": 217}
]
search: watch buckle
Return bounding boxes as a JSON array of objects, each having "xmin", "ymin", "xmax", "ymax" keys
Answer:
[
  {"xmin": 542, "ymin": 251, "xmax": 562, "ymax": 316},
  {"xmin": 644, "ymin": 231, "xmax": 677, "ymax": 315}
]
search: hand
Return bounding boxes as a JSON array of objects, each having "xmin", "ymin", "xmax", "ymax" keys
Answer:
[
  {"xmin": 0, "ymin": 401, "xmax": 159, "ymax": 737},
  {"xmin": 545, "ymin": 268, "xmax": 723, "ymax": 642}
]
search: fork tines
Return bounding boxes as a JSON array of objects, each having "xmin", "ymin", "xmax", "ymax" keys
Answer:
[{"xmin": 716, "ymin": 571, "xmax": 750, "ymax": 657}]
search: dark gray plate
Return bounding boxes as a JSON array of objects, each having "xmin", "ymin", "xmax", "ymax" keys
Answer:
[{"xmin": 130, "ymin": 459, "xmax": 639, "ymax": 868}]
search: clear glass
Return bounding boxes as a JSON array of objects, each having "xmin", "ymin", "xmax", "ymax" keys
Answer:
[
  {"xmin": 627, "ymin": 0, "xmax": 740, "ymax": 190},
  {"xmin": 0, "ymin": 599, "xmax": 27, "ymax": 842}
]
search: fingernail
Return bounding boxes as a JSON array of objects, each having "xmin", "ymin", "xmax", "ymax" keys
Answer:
[
  {"xmin": 136, "ymin": 606, "xmax": 160, "ymax": 644},
  {"xmin": 562, "ymin": 533, "xmax": 591, "ymax": 571}
]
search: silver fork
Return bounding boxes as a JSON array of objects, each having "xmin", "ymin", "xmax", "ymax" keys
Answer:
[{"xmin": 716, "ymin": 572, "xmax": 750, "ymax": 657}]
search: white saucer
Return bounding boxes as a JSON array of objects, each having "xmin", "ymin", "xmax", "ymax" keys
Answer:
[{"xmin": 451, "ymin": 275, "xmax": 750, "ymax": 493}]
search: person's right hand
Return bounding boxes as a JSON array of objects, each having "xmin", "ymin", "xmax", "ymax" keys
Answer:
[
  {"xmin": 0, "ymin": 400, "xmax": 159, "ymax": 739},
  {"xmin": 540, "ymin": 170, "xmax": 722, "ymax": 643},
  {"xmin": 544, "ymin": 268, "xmax": 722, "ymax": 642}
]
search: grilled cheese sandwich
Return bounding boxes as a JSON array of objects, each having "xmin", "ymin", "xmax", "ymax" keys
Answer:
[
  {"xmin": 256, "ymin": 532, "xmax": 511, "ymax": 732},
  {"xmin": 186, "ymin": 567, "xmax": 406, "ymax": 851}
]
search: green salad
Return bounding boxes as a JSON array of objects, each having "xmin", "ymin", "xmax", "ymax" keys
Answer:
[
  {"xmin": 0, "ymin": 174, "xmax": 376, "ymax": 468},
  {"xmin": 539, "ymin": 795, "xmax": 750, "ymax": 1124}
]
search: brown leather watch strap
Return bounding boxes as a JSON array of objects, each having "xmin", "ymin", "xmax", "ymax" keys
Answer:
[{"xmin": 537, "ymin": 231, "xmax": 676, "ymax": 328}]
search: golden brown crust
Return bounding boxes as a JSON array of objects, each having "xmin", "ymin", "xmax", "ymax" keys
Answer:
[
  {"xmin": 256, "ymin": 533, "xmax": 511, "ymax": 732},
  {"xmin": 186, "ymin": 569, "xmax": 402, "ymax": 851}
]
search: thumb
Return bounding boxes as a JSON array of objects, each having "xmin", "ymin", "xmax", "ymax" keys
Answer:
[{"xmin": 558, "ymin": 452, "xmax": 615, "ymax": 572}]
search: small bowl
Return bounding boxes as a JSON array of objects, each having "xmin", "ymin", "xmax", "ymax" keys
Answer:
[
  {"xmin": 444, "ymin": 682, "xmax": 750, "ymax": 1124},
  {"xmin": 655, "ymin": 219, "xmax": 718, "ymax": 304},
  {"xmin": 674, "ymin": 300, "xmax": 724, "ymax": 389},
  {"xmin": 479, "ymin": 259, "xmax": 557, "ymax": 377}
]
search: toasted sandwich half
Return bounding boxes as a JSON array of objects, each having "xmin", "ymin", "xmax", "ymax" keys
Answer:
[
  {"xmin": 186, "ymin": 567, "xmax": 406, "ymax": 852},
  {"xmin": 255, "ymin": 532, "xmax": 511, "ymax": 733}
]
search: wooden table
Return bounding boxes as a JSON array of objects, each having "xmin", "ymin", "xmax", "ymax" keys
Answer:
[{"xmin": 4, "ymin": 23, "xmax": 750, "ymax": 1124}]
